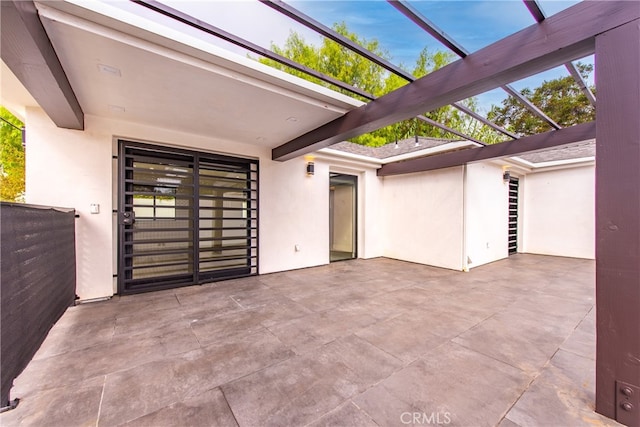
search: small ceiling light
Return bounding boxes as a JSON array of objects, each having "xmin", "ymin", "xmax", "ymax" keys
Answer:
[
  {"xmin": 108, "ymin": 105, "xmax": 125, "ymax": 113},
  {"xmin": 286, "ymin": 116, "xmax": 298, "ymax": 122},
  {"xmin": 98, "ymin": 63, "xmax": 121, "ymax": 77}
]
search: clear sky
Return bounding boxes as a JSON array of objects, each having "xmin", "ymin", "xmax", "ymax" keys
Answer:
[{"xmin": 153, "ymin": 0, "xmax": 594, "ymax": 113}]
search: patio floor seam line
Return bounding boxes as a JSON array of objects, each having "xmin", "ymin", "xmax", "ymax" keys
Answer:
[
  {"xmin": 450, "ymin": 340, "xmax": 538, "ymax": 378},
  {"xmin": 188, "ymin": 323, "xmax": 204, "ymax": 348},
  {"xmin": 497, "ymin": 368, "xmax": 543, "ymax": 427},
  {"xmin": 343, "ymin": 333, "xmax": 407, "ymax": 368},
  {"xmin": 95, "ymin": 375, "xmax": 107, "ymax": 427},
  {"xmin": 349, "ymin": 399, "xmax": 383, "ymax": 427},
  {"xmin": 219, "ymin": 387, "xmax": 240, "ymax": 427}
]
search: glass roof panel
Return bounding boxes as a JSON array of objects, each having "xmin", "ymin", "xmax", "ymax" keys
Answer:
[
  {"xmin": 290, "ymin": 1, "xmax": 434, "ymax": 70},
  {"xmin": 407, "ymin": 1, "xmax": 534, "ymax": 53},
  {"xmin": 537, "ymin": 0, "xmax": 582, "ymax": 17},
  {"xmin": 109, "ymin": 0, "xmax": 595, "ymax": 144}
]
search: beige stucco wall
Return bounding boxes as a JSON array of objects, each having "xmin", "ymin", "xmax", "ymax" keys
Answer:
[
  {"xmin": 464, "ymin": 162, "xmax": 510, "ymax": 269},
  {"xmin": 522, "ymin": 165, "xmax": 595, "ymax": 259},
  {"xmin": 381, "ymin": 167, "xmax": 465, "ymax": 271},
  {"xmin": 24, "ymin": 107, "xmax": 383, "ymax": 300},
  {"xmin": 24, "ymin": 106, "xmax": 596, "ymax": 300}
]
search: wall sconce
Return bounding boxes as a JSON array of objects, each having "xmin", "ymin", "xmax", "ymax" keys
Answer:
[
  {"xmin": 503, "ymin": 169, "xmax": 511, "ymax": 182},
  {"xmin": 306, "ymin": 161, "xmax": 314, "ymax": 176}
]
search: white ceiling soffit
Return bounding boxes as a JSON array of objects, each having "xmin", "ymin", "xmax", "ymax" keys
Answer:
[
  {"xmin": 0, "ymin": 61, "xmax": 39, "ymax": 121},
  {"xmin": 34, "ymin": 1, "xmax": 363, "ymax": 148}
]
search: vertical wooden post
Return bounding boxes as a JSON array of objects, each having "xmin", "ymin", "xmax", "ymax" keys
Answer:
[{"xmin": 595, "ymin": 19, "xmax": 640, "ymax": 426}]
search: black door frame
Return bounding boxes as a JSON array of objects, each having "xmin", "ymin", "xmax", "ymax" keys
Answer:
[{"xmin": 329, "ymin": 173, "xmax": 358, "ymax": 262}]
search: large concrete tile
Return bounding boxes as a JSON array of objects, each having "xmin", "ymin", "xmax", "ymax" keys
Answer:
[
  {"xmin": 356, "ymin": 314, "xmax": 446, "ymax": 363},
  {"xmin": 293, "ymin": 286, "xmax": 374, "ymax": 312},
  {"xmin": 121, "ymin": 387, "xmax": 238, "ymax": 427},
  {"xmin": 12, "ymin": 328, "xmax": 199, "ymax": 398},
  {"xmin": 371, "ymin": 287, "xmax": 433, "ymax": 309},
  {"xmin": 505, "ymin": 350, "xmax": 621, "ymax": 427},
  {"xmin": 367, "ymin": 342, "xmax": 531, "ymax": 426},
  {"xmin": 453, "ymin": 309, "xmax": 578, "ymax": 375},
  {"xmin": 176, "ymin": 289, "xmax": 245, "ymax": 322},
  {"xmin": 560, "ymin": 324, "xmax": 595, "ymax": 360},
  {"xmin": 4, "ymin": 255, "xmax": 606, "ymax": 427},
  {"xmin": 353, "ymin": 382, "xmax": 425, "ymax": 426},
  {"xmin": 0, "ymin": 376, "xmax": 104, "ymax": 427},
  {"xmin": 317, "ymin": 335, "xmax": 404, "ymax": 388},
  {"xmin": 267, "ymin": 306, "xmax": 379, "ymax": 354},
  {"xmin": 307, "ymin": 401, "xmax": 378, "ymax": 427},
  {"xmin": 250, "ymin": 297, "xmax": 313, "ymax": 328},
  {"xmin": 98, "ymin": 352, "xmax": 205, "ymax": 427},
  {"xmin": 222, "ymin": 335, "xmax": 400, "ymax": 426},
  {"xmin": 53, "ymin": 300, "xmax": 119, "ymax": 327},
  {"xmin": 402, "ymin": 307, "xmax": 486, "ymax": 340},
  {"xmin": 113, "ymin": 306, "xmax": 191, "ymax": 339},
  {"xmin": 189, "ymin": 308, "xmax": 269, "ymax": 347},
  {"xmin": 115, "ymin": 290, "xmax": 181, "ymax": 313},
  {"xmin": 222, "ymin": 354, "xmax": 355, "ymax": 426},
  {"xmin": 99, "ymin": 328, "xmax": 292, "ymax": 426},
  {"xmin": 32, "ymin": 316, "xmax": 115, "ymax": 360}
]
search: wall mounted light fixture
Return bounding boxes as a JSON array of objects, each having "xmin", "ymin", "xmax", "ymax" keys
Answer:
[
  {"xmin": 503, "ymin": 169, "xmax": 511, "ymax": 182},
  {"xmin": 306, "ymin": 161, "xmax": 314, "ymax": 176}
]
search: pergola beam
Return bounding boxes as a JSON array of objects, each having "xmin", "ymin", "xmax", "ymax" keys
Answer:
[
  {"xmin": 377, "ymin": 122, "xmax": 595, "ymax": 176},
  {"xmin": 273, "ymin": 1, "xmax": 637, "ymax": 161},
  {"xmin": 524, "ymin": 0, "xmax": 596, "ymax": 107},
  {"xmin": 261, "ymin": 0, "xmax": 507, "ymax": 143},
  {"xmin": 416, "ymin": 115, "xmax": 485, "ymax": 146},
  {"xmin": 451, "ymin": 102, "xmax": 518, "ymax": 140},
  {"xmin": 389, "ymin": 0, "xmax": 560, "ymax": 131},
  {"xmin": 594, "ymin": 19, "xmax": 640, "ymax": 426},
  {"xmin": 1, "ymin": 0, "xmax": 83, "ymax": 130}
]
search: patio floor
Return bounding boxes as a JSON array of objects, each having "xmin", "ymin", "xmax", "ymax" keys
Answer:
[{"xmin": 1, "ymin": 254, "xmax": 621, "ymax": 427}]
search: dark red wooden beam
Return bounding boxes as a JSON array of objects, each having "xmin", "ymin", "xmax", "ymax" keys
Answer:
[
  {"xmin": 595, "ymin": 19, "xmax": 640, "ymax": 427},
  {"xmin": 261, "ymin": 0, "xmax": 512, "ymax": 142},
  {"xmin": 273, "ymin": 1, "xmax": 637, "ymax": 161},
  {"xmin": 416, "ymin": 115, "xmax": 485, "ymax": 146},
  {"xmin": 377, "ymin": 122, "xmax": 595, "ymax": 176},
  {"xmin": 523, "ymin": 0, "xmax": 596, "ymax": 107},
  {"xmin": 388, "ymin": 0, "xmax": 560, "ymax": 132},
  {"xmin": 1, "ymin": 0, "xmax": 83, "ymax": 129}
]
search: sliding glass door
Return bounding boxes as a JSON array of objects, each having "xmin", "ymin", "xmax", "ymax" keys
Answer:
[{"xmin": 118, "ymin": 141, "xmax": 258, "ymax": 294}]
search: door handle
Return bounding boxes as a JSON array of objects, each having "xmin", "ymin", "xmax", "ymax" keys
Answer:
[{"xmin": 121, "ymin": 211, "xmax": 136, "ymax": 225}]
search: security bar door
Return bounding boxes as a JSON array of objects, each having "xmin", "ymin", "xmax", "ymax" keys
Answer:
[
  {"xmin": 118, "ymin": 141, "xmax": 258, "ymax": 294},
  {"xmin": 508, "ymin": 176, "xmax": 519, "ymax": 255}
]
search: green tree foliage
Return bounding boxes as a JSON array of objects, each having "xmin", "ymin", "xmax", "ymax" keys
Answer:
[
  {"xmin": 0, "ymin": 106, "xmax": 25, "ymax": 202},
  {"xmin": 487, "ymin": 63, "xmax": 595, "ymax": 136},
  {"xmin": 260, "ymin": 23, "xmax": 500, "ymax": 146}
]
